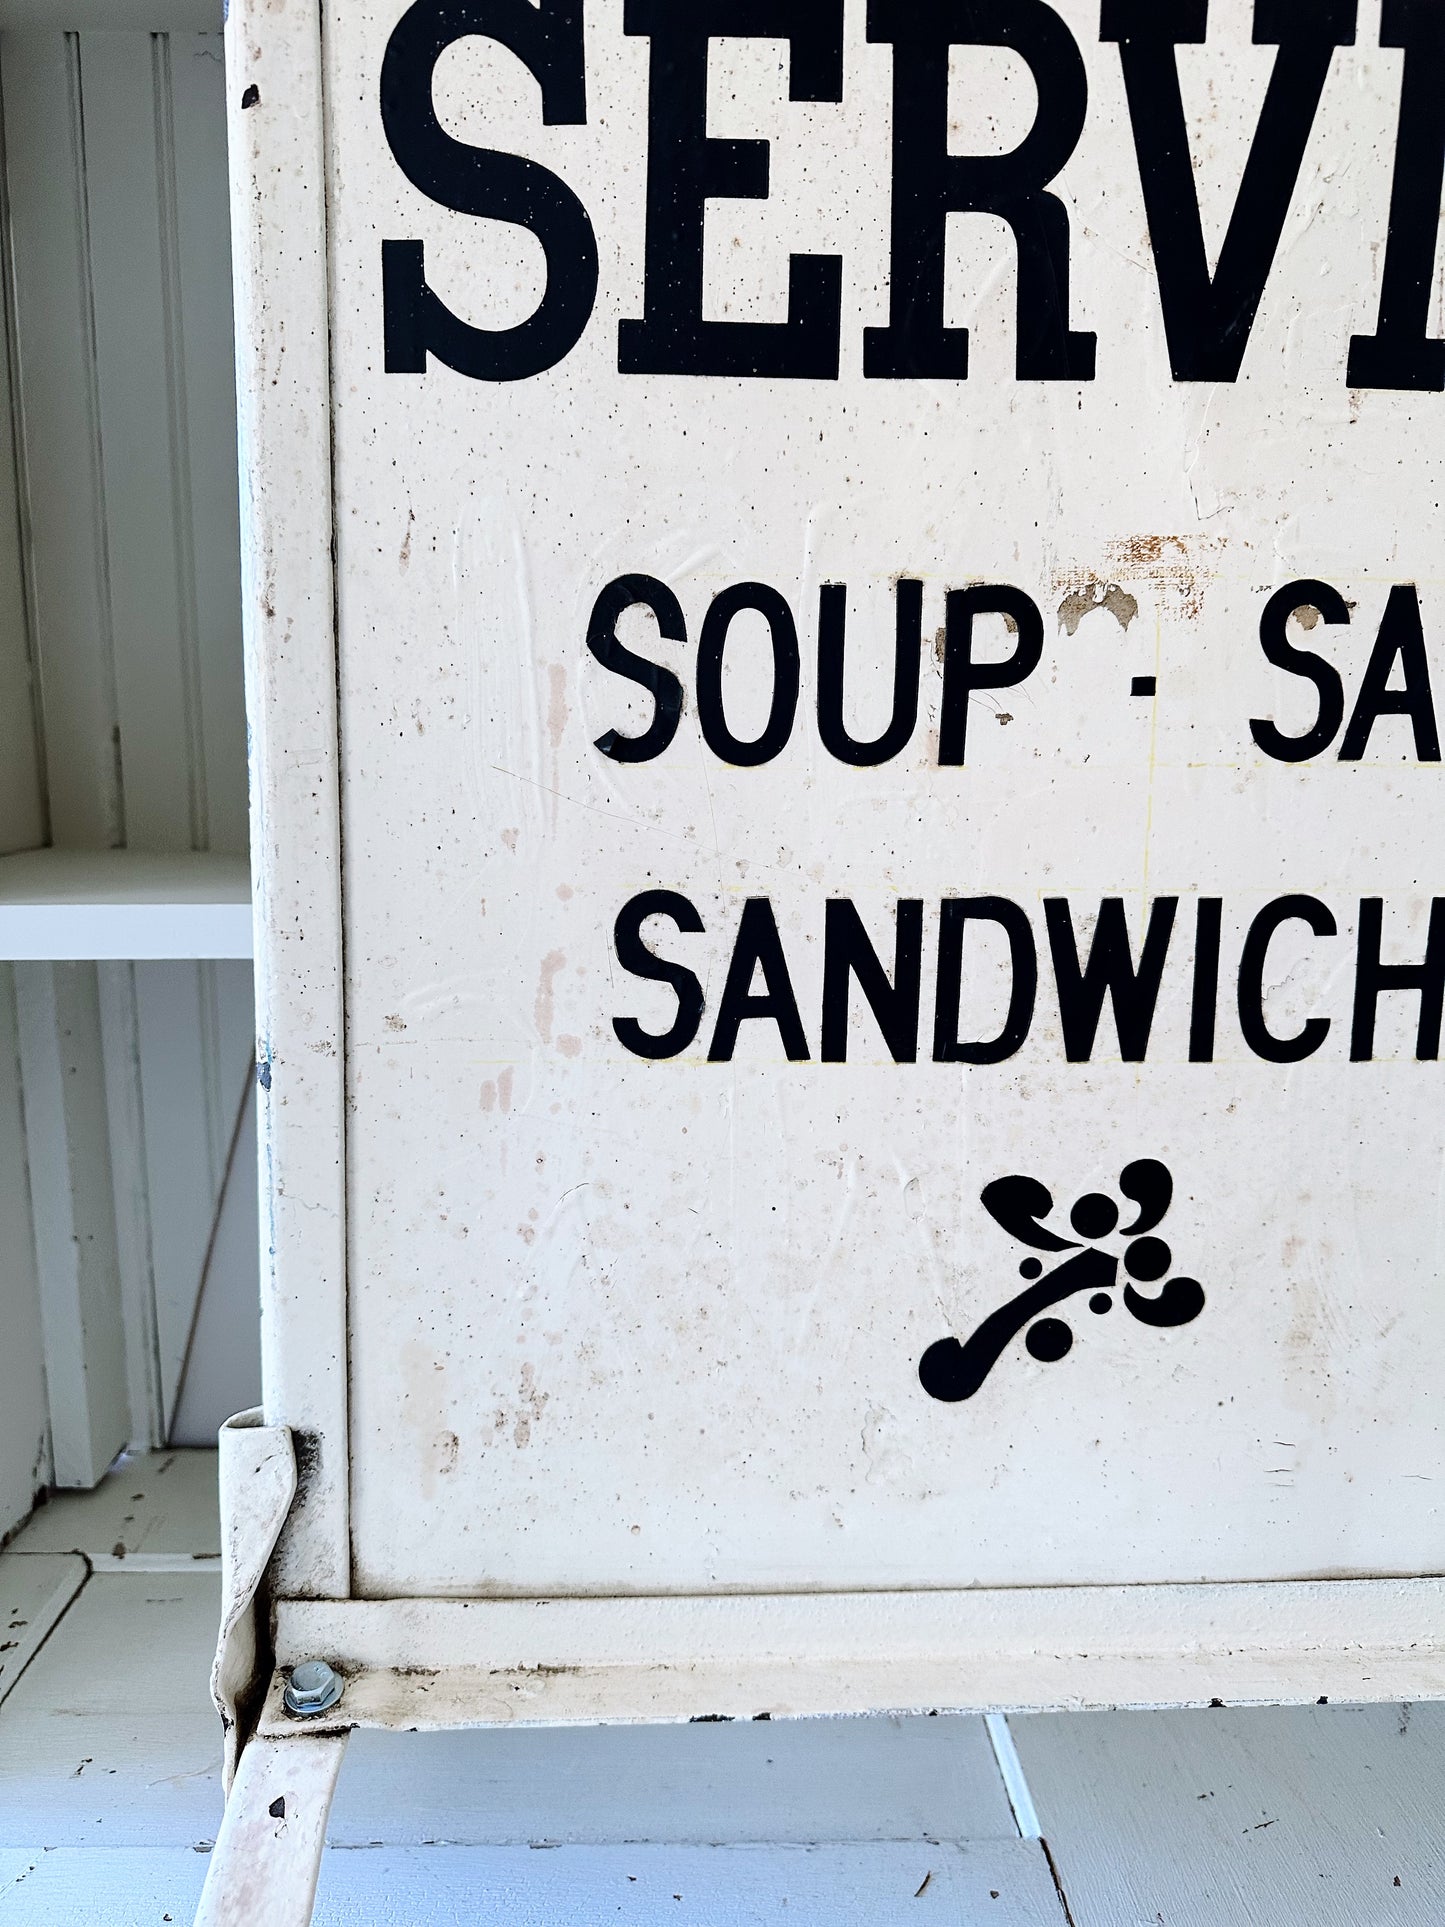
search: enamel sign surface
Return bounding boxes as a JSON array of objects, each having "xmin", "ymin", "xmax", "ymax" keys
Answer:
[{"xmin": 313, "ymin": 0, "xmax": 1445, "ymax": 1602}]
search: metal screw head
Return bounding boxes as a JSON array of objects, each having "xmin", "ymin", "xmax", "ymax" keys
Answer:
[{"xmin": 283, "ymin": 1660, "xmax": 344, "ymax": 1718}]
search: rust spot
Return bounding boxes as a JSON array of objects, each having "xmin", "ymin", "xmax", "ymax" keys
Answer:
[
  {"xmin": 546, "ymin": 664, "xmax": 570, "ymax": 753},
  {"xmin": 535, "ymin": 951, "xmax": 566, "ymax": 1046},
  {"xmin": 1100, "ymin": 533, "xmax": 1224, "ymax": 622},
  {"xmin": 1058, "ymin": 582, "xmax": 1139, "ymax": 637}
]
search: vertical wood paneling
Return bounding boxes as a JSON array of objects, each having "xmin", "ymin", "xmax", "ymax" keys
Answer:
[
  {"xmin": 96, "ymin": 959, "xmax": 165, "ymax": 1450},
  {"xmin": 0, "ymin": 962, "xmax": 48, "ymax": 1535},
  {"xmin": 81, "ymin": 31, "xmax": 198, "ymax": 854},
  {"xmin": 132, "ymin": 959, "xmax": 227, "ymax": 1431},
  {"xmin": 0, "ymin": 234, "xmax": 44, "ymax": 857},
  {"xmin": 1, "ymin": 32, "xmax": 121, "ymax": 849},
  {"xmin": 169, "ymin": 30, "xmax": 246, "ymax": 857},
  {"xmin": 2, "ymin": 28, "xmax": 245, "ymax": 858},
  {"xmin": 1, "ymin": 28, "xmax": 259, "ymax": 1476},
  {"xmin": 170, "ymin": 1076, "xmax": 262, "ymax": 1446},
  {"xmin": 13, "ymin": 961, "xmax": 129, "ymax": 1488},
  {"xmin": 130, "ymin": 959, "xmax": 254, "ymax": 1440}
]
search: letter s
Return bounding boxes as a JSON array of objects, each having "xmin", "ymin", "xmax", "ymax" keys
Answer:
[
  {"xmin": 381, "ymin": 1, "xmax": 598, "ymax": 382},
  {"xmin": 1249, "ymin": 579, "xmax": 1348, "ymax": 763}
]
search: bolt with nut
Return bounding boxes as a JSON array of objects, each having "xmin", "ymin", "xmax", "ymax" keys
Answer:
[{"xmin": 283, "ymin": 1659, "xmax": 344, "ymax": 1718}]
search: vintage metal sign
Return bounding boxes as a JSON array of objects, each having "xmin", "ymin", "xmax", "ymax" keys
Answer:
[{"xmin": 229, "ymin": 0, "xmax": 1445, "ymax": 1712}]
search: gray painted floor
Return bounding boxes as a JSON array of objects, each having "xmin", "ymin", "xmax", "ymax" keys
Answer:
[{"xmin": 1, "ymin": 1453, "xmax": 1440, "ymax": 1925}]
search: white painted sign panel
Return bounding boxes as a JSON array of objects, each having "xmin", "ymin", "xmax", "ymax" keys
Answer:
[{"xmin": 246, "ymin": 1, "xmax": 1445, "ymax": 1631}]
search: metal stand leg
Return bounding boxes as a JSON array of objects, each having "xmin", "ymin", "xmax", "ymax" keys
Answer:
[{"xmin": 193, "ymin": 1729, "xmax": 351, "ymax": 1927}]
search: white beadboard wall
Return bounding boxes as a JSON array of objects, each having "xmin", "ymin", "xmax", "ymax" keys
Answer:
[
  {"xmin": 0, "ymin": 24, "xmax": 258, "ymax": 1517},
  {"xmin": 0, "ymin": 962, "xmax": 46, "ymax": 1538}
]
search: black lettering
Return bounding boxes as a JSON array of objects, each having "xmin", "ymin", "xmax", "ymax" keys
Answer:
[
  {"xmin": 613, "ymin": 891, "xmax": 706, "ymax": 1059},
  {"xmin": 381, "ymin": 1, "xmax": 598, "ymax": 381},
  {"xmin": 1347, "ymin": 1, "xmax": 1445, "ymax": 391},
  {"xmin": 865, "ymin": 0, "xmax": 1095, "ymax": 381},
  {"xmin": 939, "ymin": 587, "xmax": 1045, "ymax": 766},
  {"xmin": 1046, "ymin": 898, "xmax": 1178, "ymax": 1062},
  {"xmin": 934, "ymin": 898, "xmax": 1037, "ymax": 1064},
  {"xmin": 816, "ymin": 581, "xmax": 922, "ymax": 767},
  {"xmin": 696, "ymin": 584, "xmax": 801, "ymax": 766},
  {"xmin": 1189, "ymin": 897, "xmax": 1223, "ymax": 1063},
  {"xmin": 1351, "ymin": 898, "xmax": 1445, "ymax": 1061},
  {"xmin": 618, "ymin": 1, "xmax": 844, "ymax": 378},
  {"xmin": 709, "ymin": 899, "xmax": 811, "ymax": 1061},
  {"xmin": 1237, "ymin": 896, "xmax": 1336, "ymax": 1062},
  {"xmin": 588, "ymin": 576, "xmax": 687, "ymax": 763},
  {"xmin": 1250, "ymin": 580, "xmax": 1349, "ymax": 763},
  {"xmin": 1338, "ymin": 585, "xmax": 1441, "ymax": 763},
  {"xmin": 1103, "ymin": 0, "xmax": 1357, "ymax": 382},
  {"xmin": 820, "ymin": 900, "xmax": 923, "ymax": 1062}
]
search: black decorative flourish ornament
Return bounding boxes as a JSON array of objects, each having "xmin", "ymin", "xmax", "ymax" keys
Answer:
[{"xmin": 919, "ymin": 1160, "xmax": 1205, "ymax": 1403}]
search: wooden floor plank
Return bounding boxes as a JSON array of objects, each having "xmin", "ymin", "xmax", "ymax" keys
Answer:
[
  {"xmin": 0, "ymin": 1574, "xmax": 223, "ymax": 1848},
  {"xmin": 0, "ymin": 1552, "xmax": 86, "ymax": 1710},
  {"xmin": 13, "ymin": 1450, "xmax": 219, "ymax": 1569},
  {"xmin": 335, "ymin": 1713, "xmax": 1018, "ymax": 1847},
  {"xmin": 1011, "ymin": 1702, "xmax": 1445, "ymax": 1926},
  {"xmin": 0, "ymin": 1840, "xmax": 1064, "ymax": 1926}
]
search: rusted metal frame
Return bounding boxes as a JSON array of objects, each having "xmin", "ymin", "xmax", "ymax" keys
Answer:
[
  {"xmin": 251, "ymin": 1578, "xmax": 1445, "ymax": 1736},
  {"xmin": 225, "ymin": 0, "xmax": 349, "ymax": 1600}
]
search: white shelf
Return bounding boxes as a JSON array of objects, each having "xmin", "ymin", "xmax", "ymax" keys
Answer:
[
  {"xmin": 0, "ymin": 850, "xmax": 252, "ymax": 961},
  {"xmin": 0, "ymin": 4, "xmax": 222, "ymax": 27}
]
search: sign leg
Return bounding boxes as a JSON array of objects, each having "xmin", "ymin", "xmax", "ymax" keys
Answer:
[{"xmin": 194, "ymin": 1729, "xmax": 350, "ymax": 1927}]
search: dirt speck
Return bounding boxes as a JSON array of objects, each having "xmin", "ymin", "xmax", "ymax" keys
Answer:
[{"xmin": 510, "ymin": 1364, "xmax": 549, "ymax": 1449}]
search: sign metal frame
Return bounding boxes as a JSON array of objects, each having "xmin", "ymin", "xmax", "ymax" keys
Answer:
[{"xmin": 201, "ymin": 12, "xmax": 1445, "ymax": 1916}]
